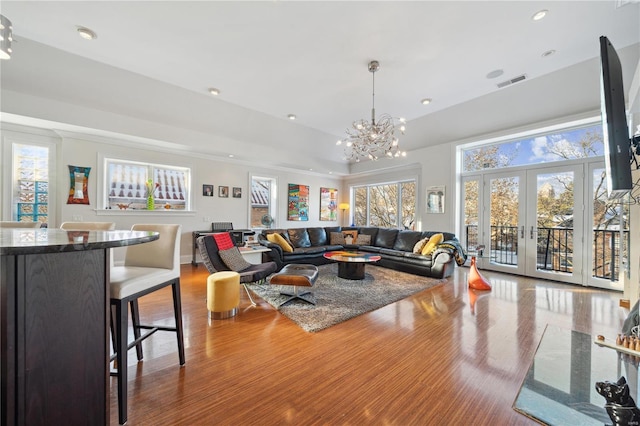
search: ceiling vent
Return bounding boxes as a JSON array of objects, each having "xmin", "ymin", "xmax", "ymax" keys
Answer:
[{"xmin": 497, "ymin": 74, "xmax": 527, "ymax": 89}]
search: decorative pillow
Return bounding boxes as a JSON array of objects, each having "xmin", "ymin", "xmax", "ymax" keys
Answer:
[
  {"xmin": 413, "ymin": 237, "xmax": 429, "ymax": 254},
  {"xmin": 330, "ymin": 232, "xmax": 345, "ymax": 245},
  {"xmin": 421, "ymin": 233, "xmax": 444, "ymax": 256},
  {"xmin": 342, "ymin": 230, "xmax": 358, "ymax": 241},
  {"xmin": 219, "ymin": 247, "xmax": 252, "ymax": 272},
  {"xmin": 267, "ymin": 233, "xmax": 294, "ymax": 253},
  {"xmin": 355, "ymin": 234, "xmax": 371, "ymax": 245},
  {"xmin": 213, "ymin": 232, "xmax": 235, "ymax": 250}
]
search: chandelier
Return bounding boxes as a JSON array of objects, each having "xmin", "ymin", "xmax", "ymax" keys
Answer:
[
  {"xmin": 0, "ymin": 14, "xmax": 13, "ymax": 60},
  {"xmin": 337, "ymin": 60, "xmax": 406, "ymax": 162}
]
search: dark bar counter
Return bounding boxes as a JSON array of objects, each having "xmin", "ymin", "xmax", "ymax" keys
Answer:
[{"xmin": 1, "ymin": 228, "xmax": 159, "ymax": 426}]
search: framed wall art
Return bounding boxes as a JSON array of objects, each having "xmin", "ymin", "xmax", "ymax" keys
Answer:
[
  {"xmin": 319, "ymin": 187, "xmax": 338, "ymax": 221},
  {"xmin": 426, "ymin": 185, "xmax": 445, "ymax": 214},
  {"xmin": 287, "ymin": 183, "xmax": 309, "ymax": 221},
  {"xmin": 232, "ymin": 187, "xmax": 242, "ymax": 198},
  {"xmin": 67, "ymin": 165, "xmax": 91, "ymax": 205},
  {"xmin": 203, "ymin": 184, "xmax": 214, "ymax": 196},
  {"xmin": 219, "ymin": 186, "xmax": 229, "ymax": 198}
]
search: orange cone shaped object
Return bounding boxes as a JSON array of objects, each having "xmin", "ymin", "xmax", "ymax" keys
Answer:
[{"xmin": 468, "ymin": 256, "xmax": 492, "ymax": 291}]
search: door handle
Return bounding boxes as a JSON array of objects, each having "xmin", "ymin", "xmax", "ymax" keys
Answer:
[
  {"xmin": 530, "ymin": 226, "xmax": 535, "ymax": 239},
  {"xmin": 520, "ymin": 226, "xmax": 524, "ymax": 239}
]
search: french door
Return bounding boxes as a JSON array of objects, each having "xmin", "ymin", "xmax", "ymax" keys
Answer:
[{"xmin": 464, "ymin": 162, "xmax": 621, "ymax": 288}]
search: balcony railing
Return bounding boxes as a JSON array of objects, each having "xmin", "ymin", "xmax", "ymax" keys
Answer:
[{"xmin": 464, "ymin": 225, "xmax": 625, "ymax": 281}]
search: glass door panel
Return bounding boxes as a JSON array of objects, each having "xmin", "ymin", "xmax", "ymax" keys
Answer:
[
  {"xmin": 481, "ymin": 171, "xmax": 525, "ymax": 275},
  {"xmin": 525, "ymin": 166, "xmax": 582, "ymax": 285},
  {"xmin": 587, "ymin": 164, "xmax": 626, "ymax": 290}
]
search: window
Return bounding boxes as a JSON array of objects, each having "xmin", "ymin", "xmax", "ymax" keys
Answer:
[
  {"xmin": 250, "ymin": 175, "xmax": 277, "ymax": 228},
  {"xmin": 352, "ymin": 180, "xmax": 416, "ymax": 229},
  {"xmin": 462, "ymin": 124, "xmax": 604, "ymax": 172},
  {"xmin": 12, "ymin": 143, "xmax": 51, "ymax": 225},
  {"xmin": 104, "ymin": 159, "xmax": 190, "ymax": 210}
]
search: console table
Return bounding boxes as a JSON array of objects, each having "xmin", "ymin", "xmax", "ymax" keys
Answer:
[{"xmin": 1, "ymin": 228, "xmax": 158, "ymax": 425}]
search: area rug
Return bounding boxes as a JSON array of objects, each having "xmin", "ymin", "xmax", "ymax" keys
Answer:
[{"xmin": 246, "ymin": 263, "xmax": 446, "ymax": 332}]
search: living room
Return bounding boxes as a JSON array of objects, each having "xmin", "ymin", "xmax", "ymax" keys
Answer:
[{"xmin": 2, "ymin": 2, "xmax": 640, "ymax": 425}]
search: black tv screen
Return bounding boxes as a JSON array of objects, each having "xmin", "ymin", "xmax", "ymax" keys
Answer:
[{"xmin": 600, "ymin": 35, "xmax": 632, "ymax": 198}]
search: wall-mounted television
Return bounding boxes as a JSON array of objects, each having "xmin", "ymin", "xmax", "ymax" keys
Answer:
[{"xmin": 600, "ymin": 35, "xmax": 633, "ymax": 199}]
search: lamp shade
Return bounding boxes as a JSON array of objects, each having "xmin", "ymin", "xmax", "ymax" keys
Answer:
[{"xmin": 339, "ymin": 203, "xmax": 350, "ymax": 210}]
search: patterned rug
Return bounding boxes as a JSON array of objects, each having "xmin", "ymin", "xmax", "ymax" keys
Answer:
[{"xmin": 247, "ymin": 263, "xmax": 446, "ymax": 332}]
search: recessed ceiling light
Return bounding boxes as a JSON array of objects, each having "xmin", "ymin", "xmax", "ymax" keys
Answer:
[
  {"xmin": 541, "ymin": 49, "xmax": 556, "ymax": 58},
  {"xmin": 208, "ymin": 88, "xmax": 220, "ymax": 96},
  {"xmin": 228, "ymin": 154, "xmax": 234, "ymax": 158},
  {"xmin": 486, "ymin": 69, "xmax": 504, "ymax": 79},
  {"xmin": 287, "ymin": 114, "xmax": 296, "ymax": 120},
  {"xmin": 421, "ymin": 98, "xmax": 432, "ymax": 105},
  {"xmin": 532, "ymin": 9, "xmax": 548, "ymax": 21},
  {"xmin": 76, "ymin": 26, "xmax": 97, "ymax": 40}
]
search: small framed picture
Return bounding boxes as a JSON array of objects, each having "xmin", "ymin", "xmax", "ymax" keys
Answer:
[
  {"xmin": 232, "ymin": 187, "xmax": 242, "ymax": 198},
  {"xmin": 426, "ymin": 186, "xmax": 445, "ymax": 214},
  {"xmin": 219, "ymin": 186, "xmax": 229, "ymax": 198},
  {"xmin": 203, "ymin": 184, "xmax": 214, "ymax": 197}
]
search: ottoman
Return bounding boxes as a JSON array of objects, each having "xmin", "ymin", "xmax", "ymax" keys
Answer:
[
  {"xmin": 269, "ymin": 264, "xmax": 319, "ymax": 306},
  {"xmin": 207, "ymin": 271, "xmax": 240, "ymax": 319}
]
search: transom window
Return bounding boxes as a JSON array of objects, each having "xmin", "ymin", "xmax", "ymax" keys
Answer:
[{"xmin": 462, "ymin": 124, "xmax": 604, "ymax": 172}]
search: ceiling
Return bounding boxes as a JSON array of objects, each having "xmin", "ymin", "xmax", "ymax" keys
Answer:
[{"xmin": 1, "ymin": 1, "xmax": 639, "ymax": 173}]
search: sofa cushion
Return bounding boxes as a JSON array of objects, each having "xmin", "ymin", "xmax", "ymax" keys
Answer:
[
  {"xmin": 379, "ymin": 248, "xmax": 405, "ymax": 258},
  {"xmin": 393, "ymin": 230, "xmax": 422, "ymax": 252},
  {"xmin": 356, "ymin": 234, "xmax": 371, "ymax": 245},
  {"xmin": 287, "ymin": 228, "xmax": 311, "ymax": 248},
  {"xmin": 421, "ymin": 233, "xmax": 444, "ymax": 255},
  {"xmin": 267, "ymin": 233, "xmax": 293, "ymax": 253},
  {"xmin": 357, "ymin": 227, "xmax": 379, "ymax": 242},
  {"xmin": 219, "ymin": 247, "xmax": 252, "ymax": 272},
  {"xmin": 413, "ymin": 237, "xmax": 429, "ymax": 253},
  {"xmin": 330, "ymin": 232, "xmax": 345, "ymax": 245},
  {"xmin": 307, "ymin": 227, "xmax": 328, "ymax": 246},
  {"xmin": 359, "ymin": 245, "xmax": 381, "ymax": 253},
  {"xmin": 374, "ymin": 228, "xmax": 399, "ymax": 249}
]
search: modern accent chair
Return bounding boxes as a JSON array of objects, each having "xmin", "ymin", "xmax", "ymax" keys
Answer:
[
  {"xmin": 109, "ymin": 224, "xmax": 185, "ymax": 425},
  {"xmin": 0, "ymin": 221, "xmax": 41, "ymax": 228},
  {"xmin": 198, "ymin": 233, "xmax": 277, "ymax": 306}
]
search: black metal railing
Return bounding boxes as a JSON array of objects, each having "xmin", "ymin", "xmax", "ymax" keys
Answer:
[{"xmin": 464, "ymin": 225, "xmax": 625, "ymax": 280}]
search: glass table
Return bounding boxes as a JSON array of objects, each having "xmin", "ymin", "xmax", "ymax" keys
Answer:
[{"xmin": 513, "ymin": 325, "xmax": 640, "ymax": 425}]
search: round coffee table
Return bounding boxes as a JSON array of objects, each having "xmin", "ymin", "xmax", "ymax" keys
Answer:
[{"xmin": 323, "ymin": 251, "xmax": 381, "ymax": 280}]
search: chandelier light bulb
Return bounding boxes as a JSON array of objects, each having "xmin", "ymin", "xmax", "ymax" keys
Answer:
[
  {"xmin": 346, "ymin": 141, "xmax": 352, "ymax": 147},
  {"xmin": 336, "ymin": 140, "xmax": 342, "ymax": 146}
]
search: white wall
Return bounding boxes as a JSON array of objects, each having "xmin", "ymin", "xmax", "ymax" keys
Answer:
[{"xmin": 1, "ymin": 123, "xmax": 344, "ymax": 265}]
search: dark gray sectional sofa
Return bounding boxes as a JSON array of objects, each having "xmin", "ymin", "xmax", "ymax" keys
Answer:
[{"xmin": 257, "ymin": 226, "xmax": 466, "ymax": 279}]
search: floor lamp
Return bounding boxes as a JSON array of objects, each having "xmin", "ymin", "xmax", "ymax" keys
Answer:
[{"xmin": 339, "ymin": 203, "xmax": 349, "ymax": 227}]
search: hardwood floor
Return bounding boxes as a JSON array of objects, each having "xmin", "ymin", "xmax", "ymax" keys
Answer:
[{"xmin": 110, "ymin": 263, "xmax": 626, "ymax": 425}]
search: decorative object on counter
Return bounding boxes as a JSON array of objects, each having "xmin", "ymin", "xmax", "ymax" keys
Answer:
[
  {"xmin": 336, "ymin": 60, "xmax": 406, "ymax": 162},
  {"xmin": 319, "ymin": 187, "xmax": 338, "ymax": 221},
  {"xmin": 67, "ymin": 165, "xmax": 91, "ymax": 205},
  {"xmin": 203, "ymin": 184, "xmax": 213, "ymax": 197},
  {"xmin": 468, "ymin": 256, "xmax": 491, "ymax": 290},
  {"xmin": 596, "ymin": 377, "xmax": 640, "ymax": 426},
  {"xmin": 261, "ymin": 214, "xmax": 274, "ymax": 228},
  {"xmin": 232, "ymin": 187, "xmax": 242, "ymax": 198},
  {"xmin": 116, "ymin": 203, "xmax": 131, "ymax": 210},
  {"xmin": 218, "ymin": 185, "xmax": 229, "ymax": 198},
  {"xmin": 287, "ymin": 183, "xmax": 309, "ymax": 221},
  {"xmin": 145, "ymin": 179, "xmax": 159, "ymax": 210}
]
